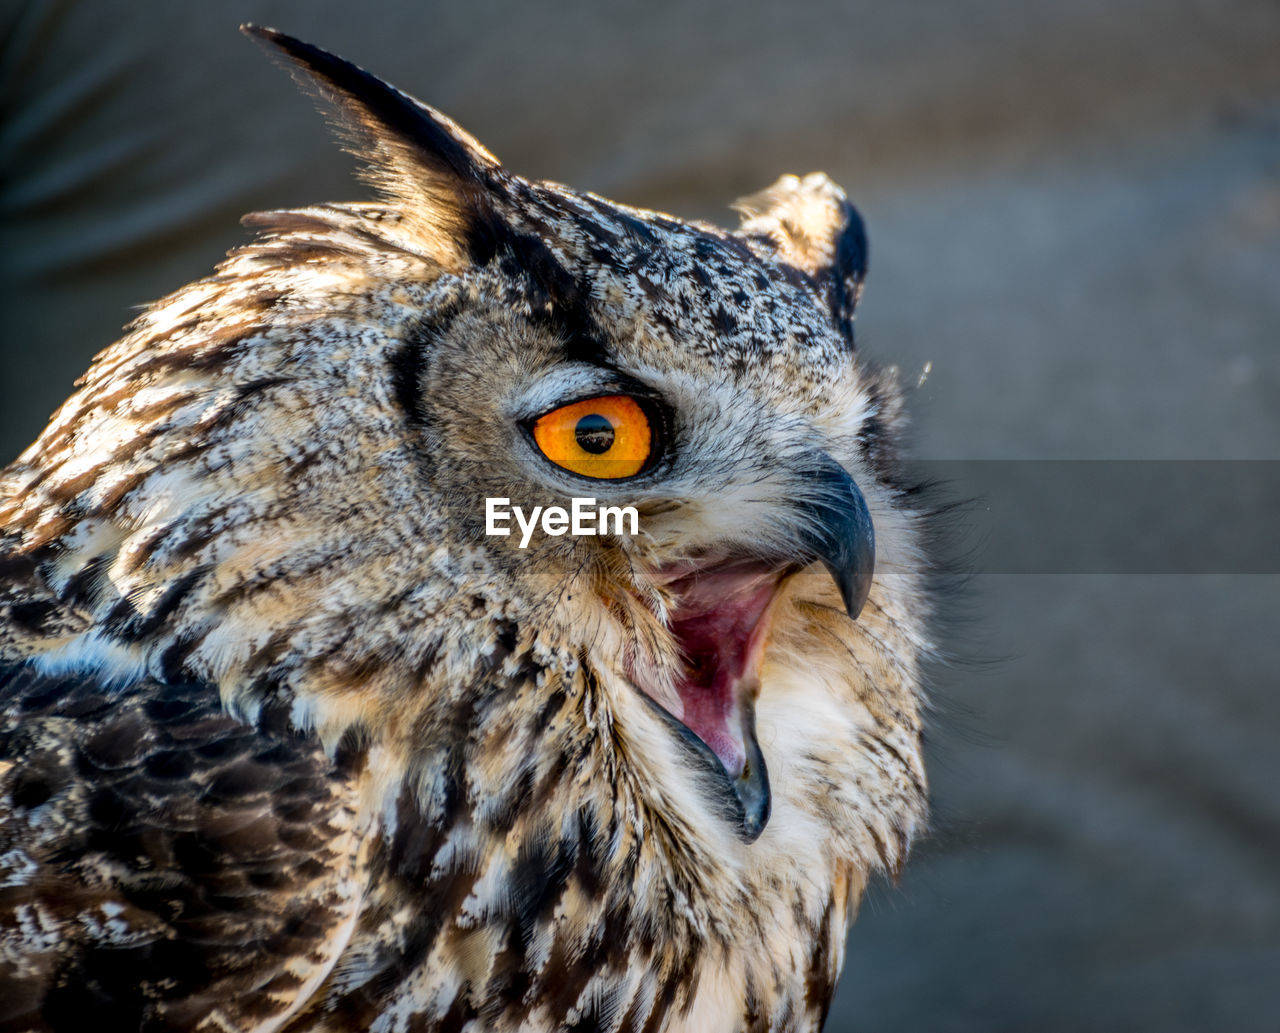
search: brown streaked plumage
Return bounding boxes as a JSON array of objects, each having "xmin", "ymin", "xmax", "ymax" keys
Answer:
[{"xmin": 0, "ymin": 26, "xmax": 931, "ymax": 1033}]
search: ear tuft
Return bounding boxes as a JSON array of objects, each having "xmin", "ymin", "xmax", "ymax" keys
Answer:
[
  {"xmin": 734, "ymin": 173, "xmax": 868, "ymax": 344},
  {"xmin": 242, "ymin": 25, "xmax": 506, "ymax": 268}
]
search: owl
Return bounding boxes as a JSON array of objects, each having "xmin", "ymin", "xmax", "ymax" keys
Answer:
[{"xmin": 0, "ymin": 25, "xmax": 931, "ymax": 1033}]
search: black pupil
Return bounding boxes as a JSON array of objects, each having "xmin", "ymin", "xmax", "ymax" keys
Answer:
[{"xmin": 574, "ymin": 413, "xmax": 615, "ymax": 454}]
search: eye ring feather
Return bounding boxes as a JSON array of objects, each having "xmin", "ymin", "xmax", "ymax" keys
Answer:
[{"xmin": 531, "ymin": 395, "xmax": 654, "ymax": 479}]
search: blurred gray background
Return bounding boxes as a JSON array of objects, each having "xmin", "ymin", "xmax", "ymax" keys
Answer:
[{"xmin": 3, "ymin": 1, "xmax": 1278, "ymax": 1029}]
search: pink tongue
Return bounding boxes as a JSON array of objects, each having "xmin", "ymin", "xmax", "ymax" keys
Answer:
[{"xmin": 667, "ymin": 569, "xmax": 778, "ymax": 778}]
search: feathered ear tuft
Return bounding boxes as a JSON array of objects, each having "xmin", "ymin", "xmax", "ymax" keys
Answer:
[
  {"xmin": 733, "ymin": 173, "xmax": 868, "ymax": 345},
  {"xmin": 242, "ymin": 25, "xmax": 507, "ymax": 269}
]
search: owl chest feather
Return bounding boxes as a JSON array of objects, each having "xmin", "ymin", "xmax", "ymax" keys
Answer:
[
  {"xmin": 0, "ymin": 651, "xmax": 841, "ymax": 1033},
  {"xmin": 281, "ymin": 648, "xmax": 848, "ymax": 1033}
]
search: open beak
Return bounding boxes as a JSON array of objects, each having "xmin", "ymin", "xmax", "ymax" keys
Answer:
[{"xmin": 638, "ymin": 453, "xmax": 875, "ymax": 842}]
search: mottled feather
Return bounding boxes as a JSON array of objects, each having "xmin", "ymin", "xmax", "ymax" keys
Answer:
[{"xmin": 0, "ymin": 26, "xmax": 931, "ymax": 1033}]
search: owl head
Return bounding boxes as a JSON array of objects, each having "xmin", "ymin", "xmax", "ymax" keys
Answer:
[{"xmin": 2, "ymin": 26, "xmax": 929, "ymax": 938}]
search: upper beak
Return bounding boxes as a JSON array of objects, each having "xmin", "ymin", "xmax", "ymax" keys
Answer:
[{"xmin": 796, "ymin": 453, "xmax": 876, "ymax": 619}]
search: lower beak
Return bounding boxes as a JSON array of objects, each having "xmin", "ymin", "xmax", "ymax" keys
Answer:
[{"xmin": 642, "ymin": 693, "xmax": 772, "ymax": 842}]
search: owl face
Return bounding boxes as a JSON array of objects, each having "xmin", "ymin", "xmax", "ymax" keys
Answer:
[{"xmin": 414, "ymin": 191, "xmax": 881, "ymax": 837}]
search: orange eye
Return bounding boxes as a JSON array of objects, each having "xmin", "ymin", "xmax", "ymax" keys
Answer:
[{"xmin": 531, "ymin": 395, "xmax": 653, "ymax": 479}]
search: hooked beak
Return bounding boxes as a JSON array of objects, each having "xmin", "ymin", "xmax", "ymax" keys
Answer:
[{"xmin": 796, "ymin": 452, "xmax": 876, "ymax": 619}]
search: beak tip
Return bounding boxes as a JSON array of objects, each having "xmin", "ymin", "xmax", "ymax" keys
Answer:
[
  {"xmin": 823, "ymin": 549, "xmax": 873, "ymax": 622},
  {"xmin": 734, "ymin": 743, "xmax": 772, "ymax": 843},
  {"xmin": 840, "ymin": 569, "xmax": 872, "ymax": 620}
]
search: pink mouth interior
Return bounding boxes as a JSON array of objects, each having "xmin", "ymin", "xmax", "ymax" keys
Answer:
[{"xmin": 662, "ymin": 563, "xmax": 781, "ymax": 778}]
